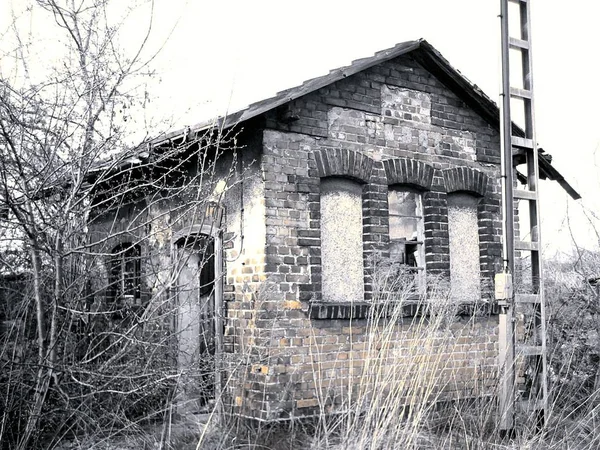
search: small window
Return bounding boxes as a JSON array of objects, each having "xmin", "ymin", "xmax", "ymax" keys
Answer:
[
  {"xmin": 108, "ymin": 243, "xmax": 141, "ymax": 306},
  {"xmin": 388, "ymin": 187, "xmax": 425, "ymax": 294},
  {"xmin": 320, "ymin": 178, "xmax": 364, "ymax": 303}
]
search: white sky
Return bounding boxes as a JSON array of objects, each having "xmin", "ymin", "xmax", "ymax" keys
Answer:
[{"xmin": 2, "ymin": 0, "xmax": 600, "ymax": 256}]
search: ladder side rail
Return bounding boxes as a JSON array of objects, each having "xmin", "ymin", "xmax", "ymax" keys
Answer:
[
  {"xmin": 505, "ymin": 0, "xmax": 549, "ymax": 425},
  {"xmin": 499, "ymin": 0, "xmax": 549, "ymax": 432},
  {"xmin": 520, "ymin": 0, "xmax": 549, "ymax": 420}
]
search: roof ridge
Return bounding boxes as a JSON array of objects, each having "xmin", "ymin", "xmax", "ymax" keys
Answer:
[{"xmin": 136, "ymin": 38, "xmax": 580, "ymax": 200}]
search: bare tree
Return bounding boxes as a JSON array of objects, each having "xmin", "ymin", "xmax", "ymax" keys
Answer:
[{"xmin": 0, "ymin": 1, "xmax": 242, "ymax": 448}]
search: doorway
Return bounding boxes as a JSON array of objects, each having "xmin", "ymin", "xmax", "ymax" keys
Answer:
[{"xmin": 175, "ymin": 234, "xmax": 215, "ymax": 413}]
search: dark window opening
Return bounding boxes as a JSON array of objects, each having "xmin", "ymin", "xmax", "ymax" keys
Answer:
[{"xmin": 388, "ymin": 187, "xmax": 426, "ymax": 296}]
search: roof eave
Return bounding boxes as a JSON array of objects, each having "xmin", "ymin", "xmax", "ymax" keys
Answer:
[{"xmin": 140, "ymin": 39, "xmax": 580, "ymax": 200}]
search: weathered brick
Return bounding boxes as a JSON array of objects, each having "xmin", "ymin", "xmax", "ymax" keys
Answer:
[{"xmin": 218, "ymin": 52, "xmax": 507, "ymax": 422}]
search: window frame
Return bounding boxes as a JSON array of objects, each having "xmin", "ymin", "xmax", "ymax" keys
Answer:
[
  {"xmin": 387, "ymin": 186, "xmax": 426, "ymax": 297},
  {"xmin": 108, "ymin": 243, "xmax": 142, "ymax": 306}
]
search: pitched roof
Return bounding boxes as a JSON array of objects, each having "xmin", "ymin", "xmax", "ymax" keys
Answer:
[{"xmin": 149, "ymin": 39, "xmax": 580, "ymax": 199}]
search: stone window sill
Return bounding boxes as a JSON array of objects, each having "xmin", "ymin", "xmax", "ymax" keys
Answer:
[{"xmin": 308, "ymin": 300, "xmax": 500, "ymax": 320}]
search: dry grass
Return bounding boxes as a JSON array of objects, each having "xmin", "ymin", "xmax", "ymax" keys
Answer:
[
  {"xmin": 191, "ymin": 262, "xmax": 600, "ymax": 449},
  {"xmin": 25, "ymin": 258, "xmax": 600, "ymax": 449}
]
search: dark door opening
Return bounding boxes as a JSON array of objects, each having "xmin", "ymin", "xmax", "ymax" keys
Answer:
[{"xmin": 176, "ymin": 234, "xmax": 215, "ymax": 413}]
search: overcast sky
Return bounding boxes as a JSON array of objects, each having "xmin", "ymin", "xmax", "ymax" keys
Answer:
[{"xmin": 2, "ymin": 0, "xmax": 599, "ymax": 256}]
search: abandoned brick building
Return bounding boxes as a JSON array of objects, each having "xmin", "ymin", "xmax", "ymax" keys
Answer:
[{"xmin": 87, "ymin": 39, "xmax": 577, "ymax": 419}]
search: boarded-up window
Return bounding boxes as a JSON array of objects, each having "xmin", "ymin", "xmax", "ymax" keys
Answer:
[
  {"xmin": 448, "ymin": 193, "xmax": 480, "ymax": 302},
  {"xmin": 388, "ymin": 187, "xmax": 425, "ymax": 294},
  {"xmin": 320, "ymin": 178, "xmax": 364, "ymax": 302}
]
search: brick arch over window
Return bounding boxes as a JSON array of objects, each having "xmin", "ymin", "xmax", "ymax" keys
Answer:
[
  {"xmin": 441, "ymin": 167, "xmax": 490, "ymax": 197},
  {"xmin": 382, "ymin": 158, "xmax": 435, "ymax": 190},
  {"xmin": 313, "ymin": 148, "xmax": 374, "ymax": 183}
]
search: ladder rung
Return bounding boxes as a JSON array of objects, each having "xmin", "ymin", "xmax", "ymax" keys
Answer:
[
  {"xmin": 510, "ymin": 87, "xmax": 533, "ymax": 99},
  {"xmin": 509, "ymin": 37, "xmax": 530, "ymax": 50},
  {"xmin": 518, "ymin": 345, "xmax": 544, "ymax": 356},
  {"xmin": 514, "ymin": 189, "xmax": 537, "ymax": 201},
  {"xmin": 515, "ymin": 240, "xmax": 539, "ymax": 251},
  {"xmin": 515, "ymin": 294, "xmax": 541, "ymax": 304},
  {"xmin": 511, "ymin": 136, "xmax": 534, "ymax": 149}
]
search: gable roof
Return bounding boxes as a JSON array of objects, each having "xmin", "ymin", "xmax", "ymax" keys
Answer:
[{"xmin": 149, "ymin": 39, "xmax": 579, "ymax": 199}]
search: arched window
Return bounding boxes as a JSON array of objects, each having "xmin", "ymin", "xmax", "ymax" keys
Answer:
[
  {"xmin": 320, "ymin": 177, "xmax": 364, "ymax": 303},
  {"xmin": 108, "ymin": 243, "xmax": 141, "ymax": 306}
]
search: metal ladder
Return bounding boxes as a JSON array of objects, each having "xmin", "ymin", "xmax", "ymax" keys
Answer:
[{"xmin": 498, "ymin": 0, "xmax": 548, "ymax": 432}]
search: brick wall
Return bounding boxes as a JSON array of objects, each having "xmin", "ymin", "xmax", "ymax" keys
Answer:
[
  {"xmin": 232, "ymin": 314, "xmax": 499, "ymax": 419},
  {"xmin": 229, "ymin": 54, "xmax": 503, "ymax": 420}
]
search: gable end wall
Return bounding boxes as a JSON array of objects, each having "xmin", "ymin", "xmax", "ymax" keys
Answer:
[{"xmin": 227, "ymin": 55, "xmax": 503, "ymax": 420}]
